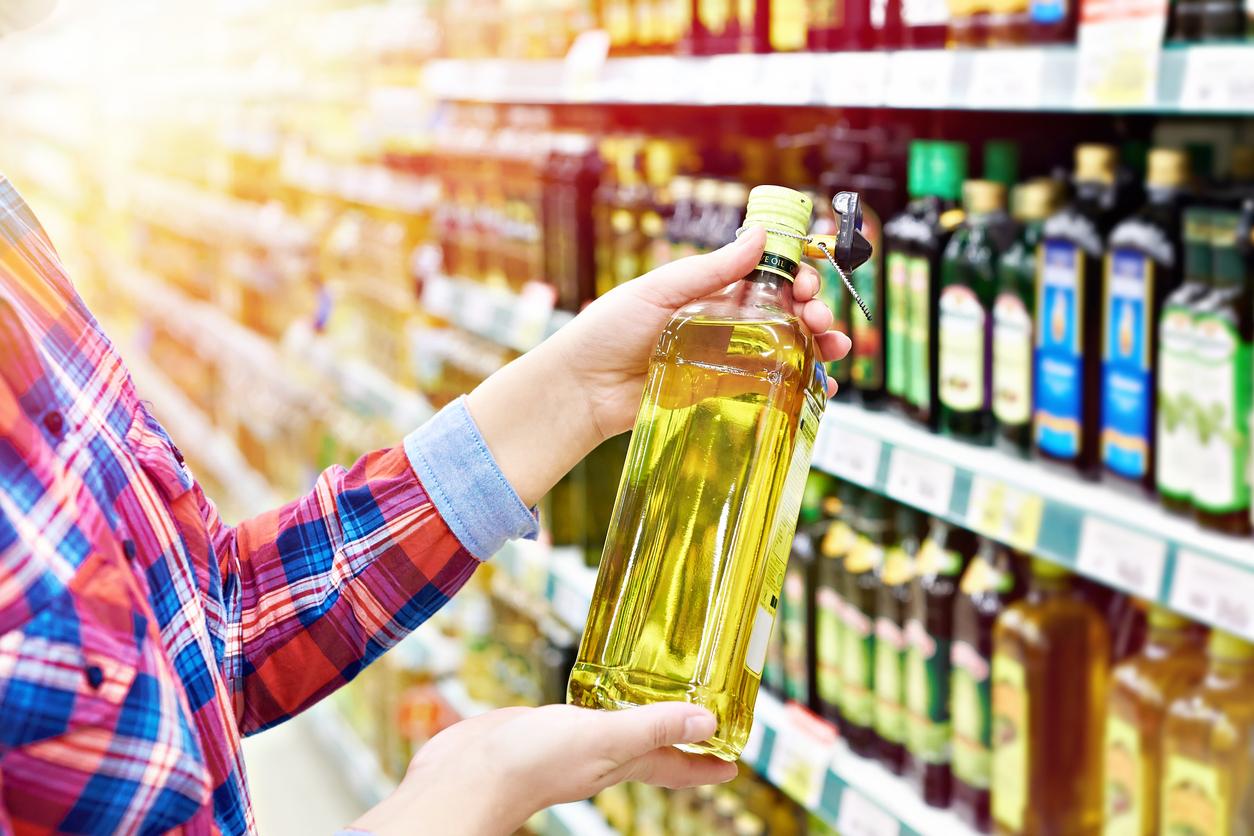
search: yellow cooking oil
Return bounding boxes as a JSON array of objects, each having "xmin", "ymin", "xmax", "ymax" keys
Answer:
[{"xmin": 568, "ymin": 185, "xmax": 827, "ymax": 761}]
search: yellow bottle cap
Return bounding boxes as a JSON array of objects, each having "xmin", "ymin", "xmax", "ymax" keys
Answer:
[
  {"xmin": 1029, "ymin": 557, "xmax": 1070, "ymax": 580},
  {"xmin": 743, "ymin": 184, "xmax": 814, "ymax": 281},
  {"xmin": 1074, "ymin": 143, "xmax": 1118, "ymax": 185},
  {"xmin": 1011, "ymin": 179, "xmax": 1058, "ymax": 222},
  {"xmin": 1146, "ymin": 148, "xmax": 1189, "ymax": 189},
  {"xmin": 1208, "ymin": 629, "xmax": 1254, "ymax": 661},
  {"xmin": 962, "ymin": 179, "xmax": 1006, "ymax": 215}
]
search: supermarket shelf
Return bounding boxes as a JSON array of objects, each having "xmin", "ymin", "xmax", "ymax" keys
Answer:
[
  {"xmin": 425, "ymin": 45, "xmax": 1254, "ymax": 114},
  {"xmin": 307, "ymin": 700, "xmax": 395, "ymax": 810},
  {"xmin": 813, "ymin": 402, "xmax": 1254, "ymax": 641},
  {"xmin": 492, "ymin": 540, "xmax": 598, "ymax": 632},
  {"xmin": 420, "ymin": 273, "xmax": 574, "ymax": 354}
]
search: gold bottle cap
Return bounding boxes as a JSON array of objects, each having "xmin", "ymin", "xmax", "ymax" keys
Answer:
[
  {"xmin": 1146, "ymin": 148, "xmax": 1189, "ymax": 189},
  {"xmin": 694, "ymin": 177, "xmax": 721, "ymax": 204},
  {"xmin": 1147, "ymin": 604, "xmax": 1190, "ymax": 631},
  {"xmin": 720, "ymin": 180, "xmax": 750, "ymax": 208},
  {"xmin": 1074, "ymin": 143, "xmax": 1117, "ymax": 184},
  {"xmin": 1011, "ymin": 179, "xmax": 1058, "ymax": 222},
  {"xmin": 644, "ymin": 140, "xmax": 677, "ymax": 186},
  {"xmin": 671, "ymin": 175, "xmax": 695, "ymax": 200},
  {"xmin": 962, "ymin": 179, "xmax": 1006, "ymax": 215},
  {"xmin": 1029, "ymin": 557, "xmax": 1070, "ymax": 580},
  {"xmin": 743, "ymin": 184, "xmax": 814, "ymax": 280},
  {"xmin": 1208, "ymin": 629, "xmax": 1254, "ymax": 661},
  {"xmin": 734, "ymin": 812, "xmax": 765, "ymax": 836}
]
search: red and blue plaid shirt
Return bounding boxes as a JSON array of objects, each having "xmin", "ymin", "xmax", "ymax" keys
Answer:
[{"xmin": 0, "ymin": 176, "xmax": 537, "ymax": 834}]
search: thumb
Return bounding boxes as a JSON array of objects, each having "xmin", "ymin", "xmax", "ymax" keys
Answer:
[
  {"xmin": 640, "ymin": 225, "xmax": 766, "ymax": 307},
  {"xmin": 587, "ymin": 703, "xmax": 718, "ymax": 764}
]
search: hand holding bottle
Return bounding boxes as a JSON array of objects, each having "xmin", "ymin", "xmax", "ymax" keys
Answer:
[
  {"xmin": 467, "ymin": 225, "xmax": 851, "ymax": 507},
  {"xmin": 347, "ymin": 702, "xmax": 735, "ymax": 836}
]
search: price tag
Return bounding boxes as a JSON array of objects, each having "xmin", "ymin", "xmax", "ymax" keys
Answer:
[
  {"xmin": 815, "ymin": 52, "xmax": 887, "ymax": 107},
  {"xmin": 765, "ymin": 706, "xmax": 836, "ymax": 810},
  {"xmin": 967, "ymin": 49, "xmax": 1045, "ymax": 109},
  {"xmin": 561, "ymin": 29, "xmax": 610, "ymax": 102},
  {"xmin": 755, "ymin": 53, "xmax": 817, "ymax": 105},
  {"xmin": 965, "ymin": 476, "xmax": 1044, "ymax": 551},
  {"xmin": 462, "ymin": 287, "xmax": 499, "ymax": 336},
  {"xmin": 1179, "ymin": 45, "xmax": 1254, "ymax": 112},
  {"xmin": 1076, "ymin": 517, "xmax": 1167, "ymax": 600},
  {"xmin": 820, "ymin": 423, "xmax": 882, "ymax": 487},
  {"xmin": 884, "ymin": 50, "xmax": 956, "ymax": 109},
  {"xmin": 699, "ymin": 54, "xmax": 762, "ymax": 104},
  {"xmin": 885, "ymin": 448, "xmax": 955, "ymax": 516},
  {"xmin": 836, "ymin": 787, "xmax": 900, "ymax": 836},
  {"xmin": 1170, "ymin": 551, "xmax": 1254, "ymax": 642},
  {"xmin": 1074, "ymin": 0, "xmax": 1169, "ymax": 108}
]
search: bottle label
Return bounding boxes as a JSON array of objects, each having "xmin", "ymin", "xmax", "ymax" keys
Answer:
[
  {"xmin": 939, "ymin": 284, "xmax": 986, "ymax": 412},
  {"xmin": 1035, "ymin": 240, "xmax": 1084, "ymax": 459},
  {"xmin": 993, "ymin": 291, "xmax": 1032, "ymax": 426},
  {"xmin": 905, "ymin": 617, "xmax": 952, "ymax": 764},
  {"xmin": 886, "ymin": 250, "xmax": 910, "ymax": 399},
  {"xmin": 782, "ymin": 569, "xmax": 809, "ymax": 702},
  {"xmin": 816, "ymin": 585, "xmax": 843, "ymax": 706},
  {"xmin": 874, "ymin": 616, "xmax": 907, "ymax": 743},
  {"xmin": 840, "ymin": 600, "xmax": 876, "ymax": 726},
  {"xmin": 1162, "ymin": 756, "xmax": 1228, "ymax": 836},
  {"xmin": 1104, "ymin": 714, "xmax": 1144, "ymax": 835},
  {"xmin": 1190, "ymin": 315, "xmax": 1252, "ymax": 514},
  {"xmin": 906, "ymin": 255, "xmax": 931, "ymax": 410},
  {"xmin": 1156, "ymin": 303, "xmax": 1198, "ymax": 502},
  {"xmin": 1029, "ymin": 0, "xmax": 1066, "ymax": 22},
  {"xmin": 852, "ymin": 214, "xmax": 884, "ymax": 390},
  {"xmin": 757, "ymin": 251, "xmax": 800, "ymax": 281},
  {"xmin": 1101, "ymin": 250, "xmax": 1154, "ymax": 479},
  {"xmin": 990, "ymin": 653, "xmax": 1028, "ymax": 830},
  {"xmin": 951, "ymin": 639, "xmax": 993, "ymax": 788}
]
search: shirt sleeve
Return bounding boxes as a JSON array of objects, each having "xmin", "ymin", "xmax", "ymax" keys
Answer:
[{"xmin": 205, "ymin": 397, "xmax": 538, "ymax": 734}]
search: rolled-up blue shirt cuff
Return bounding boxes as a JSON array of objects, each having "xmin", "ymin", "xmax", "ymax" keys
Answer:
[{"xmin": 403, "ymin": 396, "xmax": 539, "ymax": 560}]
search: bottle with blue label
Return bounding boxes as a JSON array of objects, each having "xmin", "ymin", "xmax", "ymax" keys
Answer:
[
  {"xmin": 1034, "ymin": 144, "xmax": 1122, "ymax": 479},
  {"xmin": 1100, "ymin": 149, "xmax": 1190, "ymax": 495}
]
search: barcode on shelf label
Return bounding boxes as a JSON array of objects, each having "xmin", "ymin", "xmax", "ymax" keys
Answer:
[
  {"xmin": 1076, "ymin": 517, "xmax": 1168, "ymax": 600},
  {"xmin": 1169, "ymin": 551, "xmax": 1254, "ymax": 641},
  {"xmin": 965, "ymin": 476, "xmax": 1043, "ymax": 551},
  {"xmin": 885, "ymin": 448, "xmax": 955, "ymax": 516},
  {"xmin": 820, "ymin": 423, "xmax": 882, "ymax": 487},
  {"xmin": 1179, "ymin": 45, "xmax": 1254, "ymax": 112},
  {"xmin": 885, "ymin": 50, "xmax": 956, "ymax": 108},
  {"xmin": 765, "ymin": 706, "xmax": 836, "ymax": 809},
  {"xmin": 836, "ymin": 787, "xmax": 900, "ymax": 836},
  {"xmin": 967, "ymin": 49, "xmax": 1045, "ymax": 109}
]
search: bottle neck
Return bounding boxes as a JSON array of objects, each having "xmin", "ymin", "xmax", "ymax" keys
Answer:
[{"xmin": 1027, "ymin": 572, "xmax": 1071, "ymax": 601}]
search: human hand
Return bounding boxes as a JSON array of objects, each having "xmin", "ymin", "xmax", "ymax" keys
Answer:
[{"xmin": 347, "ymin": 702, "xmax": 736, "ymax": 836}]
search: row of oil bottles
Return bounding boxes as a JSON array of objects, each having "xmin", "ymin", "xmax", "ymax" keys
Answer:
[{"xmin": 768, "ymin": 471, "xmax": 1254, "ymax": 835}]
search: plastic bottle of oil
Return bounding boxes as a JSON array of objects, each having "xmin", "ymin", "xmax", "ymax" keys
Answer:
[
  {"xmin": 1160, "ymin": 630, "xmax": 1254, "ymax": 836},
  {"xmin": 991, "ymin": 558, "xmax": 1109, "ymax": 836},
  {"xmin": 1102, "ymin": 606, "xmax": 1207, "ymax": 836},
  {"xmin": 569, "ymin": 185, "xmax": 829, "ymax": 762}
]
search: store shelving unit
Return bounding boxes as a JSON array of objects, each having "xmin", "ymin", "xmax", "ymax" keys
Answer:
[
  {"xmin": 425, "ymin": 45, "xmax": 1254, "ymax": 114},
  {"xmin": 420, "ymin": 273, "xmax": 574, "ymax": 354}
]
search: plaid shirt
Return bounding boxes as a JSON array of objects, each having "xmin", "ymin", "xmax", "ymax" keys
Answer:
[{"xmin": 0, "ymin": 177, "xmax": 537, "ymax": 834}]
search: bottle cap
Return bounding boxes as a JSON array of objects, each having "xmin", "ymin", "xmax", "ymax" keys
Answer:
[
  {"xmin": 1208, "ymin": 629, "xmax": 1254, "ymax": 661},
  {"xmin": 1074, "ymin": 143, "xmax": 1117, "ymax": 185},
  {"xmin": 1012, "ymin": 179, "xmax": 1057, "ymax": 222},
  {"xmin": 962, "ymin": 179, "xmax": 1006, "ymax": 215},
  {"xmin": 983, "ymin": 140, "xmax": 1019, "ymax": 189},
  {"xmin": 743, "ymin": 184, "xmax": 814, "ymax": 280},
  {"xmin": 907, "ymin": 141, "xmax": 931, "ymax": 199},
  {"xmin": 1147, "ymin": 605, "xmax": 1191, "ymax": 631},
  {"xmin": 1029, "ymin": 557, "xmax": 1070, "ymax": 580},
  {"xmin": 928, "ymin": 141, "xmax": 969, "ymax": 202},
  {"xmin": 1146, "ymin": 148, "xmax": 1189, "ymax": 189},
  {"xmin": 734, "ymin": 812, "xmax": 765, "ymax": 836},
  {"xmin": 694, "ymin": 177, "xmax": 721, "ymax": 204},
  {"xmin": 644, "ymin": 140, "xmax": 677, "ymax": 186},
  {"xmin": 720, "ymin": 181, "xmax": 750, "ymax": 208},
  {"xmin": 671, "ymin": 175, "xmax": 695, "ymax": 200}
]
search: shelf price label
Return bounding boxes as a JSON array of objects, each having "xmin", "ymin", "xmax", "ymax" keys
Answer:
[
  {"xmin": 885, "ymin": 448, "xmax": 955, "ymax": 517},
  {"xmin": 1170, "ymin": 550, "xmax": 1254, "ymax": 642},
  {"xmin": 836, "ymin": 787, "xmax": 900, "ymax": 836},
  {"xmin": 966, "ymin": 49, "xmax": 1045, "ymax": 109},
  {"xmin": 1076, "ymin": 517, "xmax": 1168, "ymax": 600},
  {"xmin": 740, "ymin": 715, "xmax": 768, "ymax": 770},
  {"xmin": 965, "ymin": 476, "xmax": 1044, "ymax": 551},
  {"xmin": 1074, "ymin": 0, "xmax": 1170, "ymax": 108},
  {"xmin": 1179, "ymin": 45, "xmax": 1254, "ymax": 112},
  {"xmin": 885, "ymin": 50, "xmax": 956, "ymax": 109},
  {"xmin": 818, "ymin": 420, "xmax": 882, "ymax": 487},
  {"xmin": 766, "ymin": 704, "xmax": 836, "ymax": 810}
]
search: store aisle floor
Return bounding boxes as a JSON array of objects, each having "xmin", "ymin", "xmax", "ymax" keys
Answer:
[{"xmin": 244, "ymin": 712, "xmax": 366, "ymax": 835}]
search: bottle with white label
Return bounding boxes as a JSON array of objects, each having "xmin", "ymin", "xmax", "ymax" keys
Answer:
[
  {"xmin": 1034, "ymin": 144, "xmax": 1122, "ymax": 479},
  {"xmin": 939, "ymin": 180, "xmax": 1016, "ymax": 445},
  {"xmin": 994, "ymin": 180, "xmax": 1057, "ymax": 457},
  {"xmin": 1191, "ymin": 205, "xmax": 1253, "ymax": 536},
  {"xmin": 1101, "ymin": 149, "xmax": 1190, "ymax": 495},
  {"xmin": 1156, "ymin": 206, "xmax": 1213, "ymax": 516}
]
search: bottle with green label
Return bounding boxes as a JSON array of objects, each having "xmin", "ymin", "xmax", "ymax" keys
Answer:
[
  {"xmin": 907, "ymin": 519, "xmax": 977, "ymax": 809},
  {"xmin": 1156, "ymin": 206, "xmax": 1213, "ymax": 516},
  {"xmin": 1035, "ymin": 144, "xmax": 1123, "ymax": 479},
  {"xmin": 939, "ymin": 179, "xmax": 1017, "ymax": 445},
  {"xmin": 1191, "ymin": 205, "xmax": 1253, "ymax": 536},
  {"xmin": 874, "ymin": 503, "xmax": 920, "ymax": 775},
  {"xmin": 952, "ymin": 539, "xmax": 1021, "ymax": 833},
  {"xmin": 995, "ymin": 180, "xmax": 1057, "ymax": 457},
  {"xmin": 816, "ymin": 480, "xmax": 863, "ymax": 731},
  {"xmin": 1160, "ymin": 630, "xmax": 1254, "ymax": 836},
  {"xmin": 884, "ymin": 141, "xmax": 932, "ymax": 413},
  {"xmin": 781, "ymin": 473, "xmax": 827, "ymax": 711},
  {"xmin": 1101, "ymin": 149, "xmax": 1191, "ymax": 495},
  {"xmin": 840, "ymin": 491, "xmax": 890, "ymax": 759},
  {"xmin": 991, "ymin": 558, "xmax": 1109, "ymax": 836},
  {"xmin": 1102, "ymin": 606, "xmax": 1207, "ymax": 836}
]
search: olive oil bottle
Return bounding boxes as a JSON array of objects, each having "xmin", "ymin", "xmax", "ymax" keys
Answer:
[
  {"xmin": 841, "ymin": 492, "xmax": 891, "ymax": 759},
  {"xmin": 991, "ymin": 559, "xmax": 1109, "ymax": 836},
  {"xmin": 874, "ymin": 503, "xmax": 921, "ymax": 775},
  {"xmin": 1102, "ymin": 606, "xmax": 1206, "ymax": 836},
  {"xmin": 1160, "ymin": 630, "xmax": 1254, "ymax": 836},
  {"xmin": 569, "ymin": 186, "xmax": 829, "ymax": 762},
  {"xmin": 816, "ymin": 480, "xmax": 863, "ymax": 729}
]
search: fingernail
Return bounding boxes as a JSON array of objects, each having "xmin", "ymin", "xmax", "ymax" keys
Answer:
[{"xmin": 682, "ymin": 713, "xmax": 717, "ymax": 742}]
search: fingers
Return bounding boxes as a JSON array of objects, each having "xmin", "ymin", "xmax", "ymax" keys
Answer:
[
  {"xmin": 589, "ymin": 702, "xmax": 718, "ymax": 763},
  {"xmin": 801, "ymin": 298, "xmax": 834, "ymax": 334},
  {"xmin": 617, "ymin": 747, "xmax": 739, "ymax": 790},
  {"xmin": 817, "ymin": 330, "xmax": 851, "ymax": 363},
  {"xmin": 640, "ymin": 226, "xmax": 765, "ymax": 308},
  {"xmin": 792, "ymin": 264, "xmax": 820, "ymax": 302}
]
